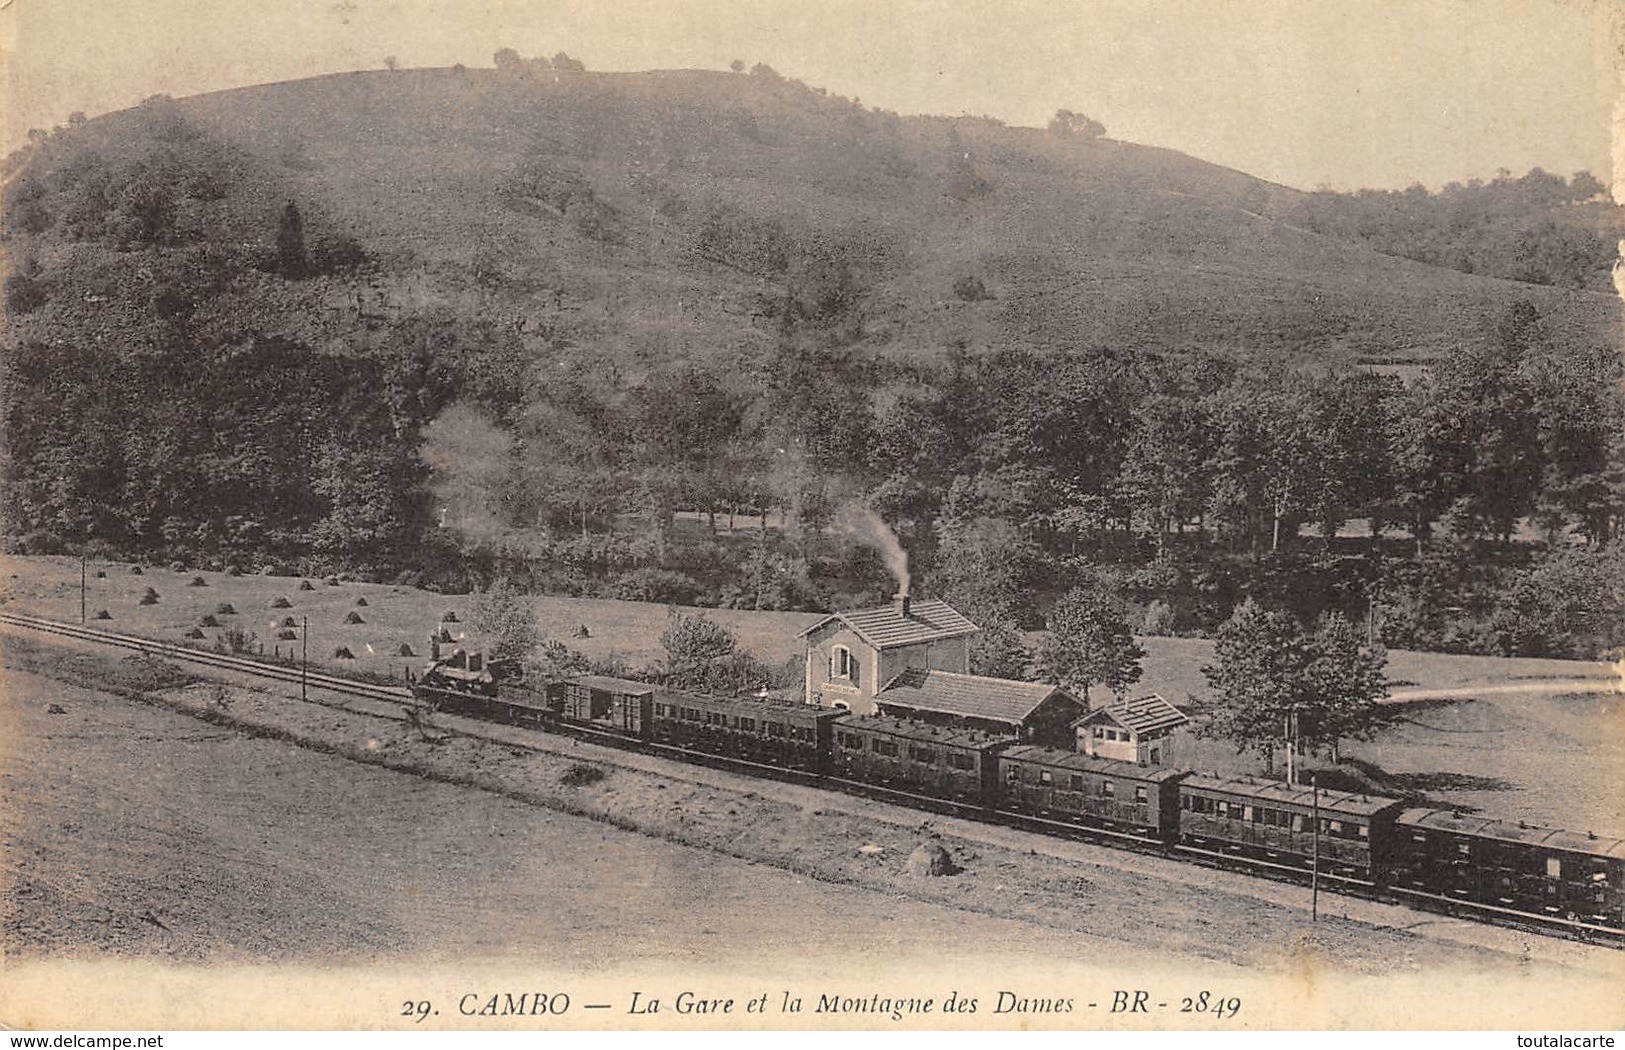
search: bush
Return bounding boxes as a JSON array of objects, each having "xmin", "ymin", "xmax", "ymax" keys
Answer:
[
  {"xmin": 952, "ymin": 275, "xmax": 991, "ymax": 302},
  {"xmin": 603, "ymin": 567, "xmax": 703, "ymax": 605},
  {"xmin": 560, "ymin": 763, "xmax": 606, "ymax": 787}
]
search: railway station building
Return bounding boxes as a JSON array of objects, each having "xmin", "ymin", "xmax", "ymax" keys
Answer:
[{"xmin": 800, "ymin": 595, "xmax": 979, "ymax": 715}]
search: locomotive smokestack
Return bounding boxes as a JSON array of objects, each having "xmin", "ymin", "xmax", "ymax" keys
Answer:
[{"xmin": 893, "ymin": 592, "xmax": 911, "ymax": 619}]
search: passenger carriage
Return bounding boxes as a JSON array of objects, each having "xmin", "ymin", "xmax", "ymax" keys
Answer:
[
  {"xmin": 997, "ymin": 745, "xmax": 1187, "ymax": 838},
  {"xmin": 647, "ymin": 692, "xmax": 842, "ymax": 772},
  {"xmin": 1388, "ymin": 809, "xmax": 1625, "ymax": 927},
  {"xmin": 828, "ymin": 715, "xmax": 1013, "ymax": 804},
  {"xmin": 1177, "ymin": 775, "xmax": 1405, "ymax": 880}
]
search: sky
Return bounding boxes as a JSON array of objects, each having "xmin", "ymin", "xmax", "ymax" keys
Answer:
[{"xmin": 0, "ymin": 0, "xmax": 1616, "ymax": 191}]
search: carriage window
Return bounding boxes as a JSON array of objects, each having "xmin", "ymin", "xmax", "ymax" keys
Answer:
[
  {"xmin": 740, "ymin": 718, "xmax": 756, "ymax": 733},
  {"xmin": 1039, "ymin": 770, "xmax": 1053, "ymax": 785},
  {"xmin": 1007, "ymin": 766, "xmax": 1022, "ymax": 783},
  {"xmin": 1135, "ymin": 786, "xmax": 1149, "ymax": 804},
  {"xmin": 1071, "ymin": 775, "xmax": 1085, "ymax": 792},
  {"xmin": 947, "ymin": 753, "xmax": 975, "ymax": 771},
  {"xmin": 1546, "ymin": 857, "xmax": 1562, "ymax": 879},
  {"xmin": 1292, "ymin": 814, "xmax": 1305, "ymax": 832},
  {"xmin": 1457, "ymin": 842, "xmax": 1471, "ymax": 856},
  {"xmin": 1358, "ymin": 825, "xmax": 1369, "ymax": 839},
  {"xmin": 1102, "ymin": 781, "xmax": 1116, "ymax": 798},
  {"xmin": 1182, "ymin": 795, "xmax": 1192, "ymax": 810},
  {"xmin": 1215, "ymin": 799, "xmax": 1228, "ymax": 817},
  {"xmin": 909, "ymin": 745, "xmax": 935, "ymax": 764},
  {"xmin": 1243, "ymin": 806, "xmax": 1255, "ymax": 822},
  {"xmin": 873, "ymin": 739, "xmax": 898, "ymax": 757},
  {"xmin": 1328, "ymin": 820, "xmax": 1343, "ymax": 835}
]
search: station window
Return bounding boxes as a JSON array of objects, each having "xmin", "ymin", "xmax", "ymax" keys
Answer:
[{"xmin": 830, "ymin": 646, "xmax": 856, "ymax": 685}]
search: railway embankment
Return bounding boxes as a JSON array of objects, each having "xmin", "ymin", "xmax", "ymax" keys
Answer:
[{"xmin": 3, "ymin": 625, "xmax": 1611, "ymax": 975}]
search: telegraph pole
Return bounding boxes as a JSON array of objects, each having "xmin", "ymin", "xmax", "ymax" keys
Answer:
[
  {"xmin": 301, "ymin": 615, "xmax": 309, "ymax": 702},
  {"xmin": 1310, "ymin": 773, "xmax": 1321, "ymax": 922},
  {"xmin": 80, "ymin": 553, "xmax": 87, "ymax": 624}
]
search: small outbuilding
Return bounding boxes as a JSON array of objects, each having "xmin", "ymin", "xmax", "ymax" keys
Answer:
[
  {"xmin": 873, "ymin": 667, "xmax": 1086, "ymax": 751},
  {"xmin": 1073, "ymin": 693, "xmax": 1190, "ymax": 765}
]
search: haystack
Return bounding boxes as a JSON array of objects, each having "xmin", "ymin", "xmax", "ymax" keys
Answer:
[
  {"xmin": 332, "ymin": 646, "xmax": 355, "ymax": 659},
  {"xmin": 276, "ymin": 629, "xmax": 298, "ymax": 641},
  {"xmin": 198, "ymin": 614, "xmax": 220, "ymax": 628},
  {"xmin": 298, "ymin": 580, "xmax": 316, "ymax": 591},
  {"xmin": 188, "ymin": 576, "xmax": 207, "ymax": 587},
  {"xmin": 354, "ymin": 596, "xmax": 369, "ymax": 607},
  {"xmin": 129, "ymin": 565, "xmax": 144, "ymax": 576},
  {"xmin": 214, "ymin": 602, "xmax": 237, "ymax": 615},
  {"xmin": 94, "ymin": 569, "xmax": 106, "ymax": 579},
  {"xmin": 441, "ymin": 610, "xmax": 459, "ymax": 623},
  {"xmin": 184, "ymin": 627, "xmax": 206, "ymax": 639},
  {"xmin": 396, "ymin": 643, "xmax": 415, "ymax": 657},
  {"xmin": 271, "ymin": 596, "xmax": 292, "ymax": 608},
  {"xmin": 92, "ymin": 609, "xmax": 111, "ymax": 620},
  {"xmin": 344, "ymin": 611, "xmax": 365, "ymax": 624},
  {"xmin": 280, "ymin": 616, "xmax": 298, "ymax": 628},
  {"xmin": 138, "ymin": 593, "xmax": 159, "ymax": 606}
]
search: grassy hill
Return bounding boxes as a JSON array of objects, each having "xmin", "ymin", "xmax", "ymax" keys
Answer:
[{"xmin": 10, "ymin": 65, "xmax": 1613, "ymax": 374}]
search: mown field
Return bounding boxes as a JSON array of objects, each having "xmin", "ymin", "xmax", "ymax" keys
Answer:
[{"xmin": 2, "ymin": 553, "xmax": 1618, "ymax": 831}]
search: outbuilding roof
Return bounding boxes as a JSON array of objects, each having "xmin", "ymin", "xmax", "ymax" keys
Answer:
[
  {"xmin": 836, "ymin": 714, "xmax": 1015, "ymax": 752},
  {"xmin": 798, "ymin": 598, "xmax": 979, "ymax": 650},
  {"xmin": 1074, "ymin": 693, "xmax": 1190, "ymax": 736},
  {"xmin": 875, "ymin": 667, "xmax": 1082, "ymax": 725}
]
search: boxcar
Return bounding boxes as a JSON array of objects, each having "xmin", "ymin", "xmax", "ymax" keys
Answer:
[
  {"xmin": 829, "ymin": 716, "xmax": 1013, "ymax": 805},
  {"xmin": 551, "ymin": 675, "xmax": 655, "ymax": 738},
  {"xmin": 997, "ymin": 745, "xmax": 1187, "ymax": 838},
  {"xmin": 1389, "ymin": 809, "xmax": 1625, "ymax": 926},
  {"xmin": 1177, "ymin": 776, "xmax": 1405, "ymax": 879},
  {"xmin": 647, "ymin": 692, "xmax": 842, "ymax": 772}
]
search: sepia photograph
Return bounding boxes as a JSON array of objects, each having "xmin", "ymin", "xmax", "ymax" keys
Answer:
[{"xmin": 0, "ymin": 0, "xmax": 1621, "ymax": 1035}]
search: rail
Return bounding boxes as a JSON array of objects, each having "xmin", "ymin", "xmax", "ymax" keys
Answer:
[{"xmin": 0, "ymin": 611, "xmax": 413, "ymax": 705}]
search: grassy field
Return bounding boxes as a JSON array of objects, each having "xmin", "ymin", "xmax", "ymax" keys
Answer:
[{"xmin": 3, "ymin": 553, "xmax": 1618, "ymax": 831}]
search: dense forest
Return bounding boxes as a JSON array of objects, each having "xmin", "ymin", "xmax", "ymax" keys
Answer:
[
  {"xmin": 4, "ymin": 67, "xmax": 1623, "ymax": 663},
  {"xmin": 1291, "ymin": 170, "xmax": 1619, "ymax": 292}
]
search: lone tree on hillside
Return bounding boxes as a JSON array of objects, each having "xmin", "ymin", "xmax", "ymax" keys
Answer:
[
  {"xmin": 1035, "ymin": 585, "xmax": 1144, "ymax": 705},
  {"xmin": 467, "ymin": 577, "xmax": 540, "ymax": 668},
  {"xmin": 1049, "ymin": 109, "xmax": 1106, "ymax": 139},
  {"xmin": 1200, "ymin": 600, "xmax": 1391, "ymax": 775},
  {"xmin": 494, "ymin": 48, "xmax": 525, "ymax": 74}
]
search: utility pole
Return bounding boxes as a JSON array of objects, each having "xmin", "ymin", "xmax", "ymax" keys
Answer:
[
  {"xmin": 1310, "ymin": 773, "xmax": 1321, "ymax": 923},
  {"xmin": 301, "ymin": 615, "xmax": 309, "ymax": 703},
  {"xmin": 80, "ymin": 553, "xmax": 87, "ymax": 625},
  {"xmin": 1284, "ymin": 707, "xmax": 1298, "ymax": 786}
]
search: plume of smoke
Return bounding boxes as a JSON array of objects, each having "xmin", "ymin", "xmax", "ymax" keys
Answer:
[{"xmin": 835, "ymin": 503, "xmax": 910, "ymax": 596}]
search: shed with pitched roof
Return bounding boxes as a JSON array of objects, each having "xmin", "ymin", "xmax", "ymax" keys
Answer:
[{"xmin": 1073, "ymin": 693, "xmax": 1191, "ymax": 765}]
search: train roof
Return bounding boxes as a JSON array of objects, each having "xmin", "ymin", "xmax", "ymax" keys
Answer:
[
  {"xmin": 1181, "ymin": 774, "xmax": 1405, "ymax": 818},
  {"xmin": 662, "ymin": 690, "xmax": 846, "ymax": 722},
  {"xmin": 1000, "ymin": 745, "xmax": 1189, "ymax": 783},
  {"xmin": 1397, "ymin": 809, "xmax": 1625, "ymax": 859},
  {"xmin": 836, "ymin": 714, "xmax": 1015, "ymax": 752},
  {"xmin": 559, "ymin": 674, "xmax": 657, "ymax": 695}
]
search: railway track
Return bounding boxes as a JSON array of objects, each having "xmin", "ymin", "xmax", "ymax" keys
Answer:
[
  {"xmin": 7, "ymin": 610, "xmax": 1622, "ymax": 949},
  {"xmin": 0, "ymin": 611, "xmax": 413, "ymax": 706}
]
